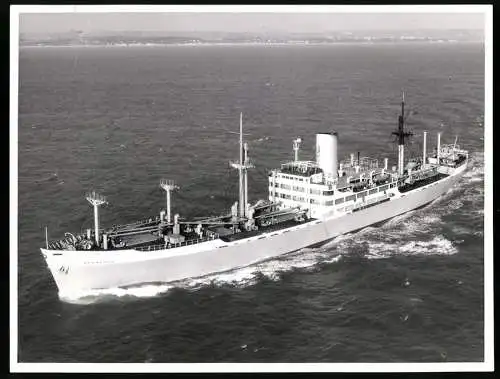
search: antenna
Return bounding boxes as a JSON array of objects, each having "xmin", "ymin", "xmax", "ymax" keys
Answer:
[
  {"xmin": 292, "ymin": 137, "xmax": 302, "ymax": 161},
  {"xmin": 160, "ymin": 179, "xmax": 179, "ymax": 224},
  {"xmin": 85, "ymin": 191, "xmax": 107, "ymax": 245}
]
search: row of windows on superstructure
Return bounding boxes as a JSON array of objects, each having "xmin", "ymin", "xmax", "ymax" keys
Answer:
[
  {"xmin": 273, "ymin": 193, "xmax": 334, "ymax": 206},
  {"xmin": 271, "ymin": 182, "xmax": 396, "ymax": 206},
  {"xmin": 276, "ymin": 174, "xmax": 305, "ymax": 181},
  {"xmin": 334, "ymin": 183, "xmax": 395, "ymax": 204},
  {"xmin": 271, "ymin": 183, "xmax": 334, "ymax": 196}
]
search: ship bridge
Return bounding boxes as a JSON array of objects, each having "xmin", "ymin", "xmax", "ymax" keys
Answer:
[{"xmin": 269, "ymin": 160, "xmax": 336, "ymax": 218}]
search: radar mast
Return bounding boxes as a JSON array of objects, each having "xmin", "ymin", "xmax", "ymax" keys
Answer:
[{"xmin": 392, "ymin": 91, "xmax": 413, "ymax": 175}]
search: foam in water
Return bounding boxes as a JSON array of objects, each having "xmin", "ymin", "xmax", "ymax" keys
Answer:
[
  {"xmin": 462, "ymin": 153, "xmax": 485, "ymax": 185},
  {"xmin": 321, "ymin": 233, "xmax": 352, "ymax": 248},
  {"xmin": 384, "ymin": 210, "xmax": 417, "ymax": 227},
  {"xmin": 467, "ymin": 176, "xmax": 483, "ymax": 183},
  {"xmin": 182, "ymin": 248, "xmax": 344, "ymax": 290},
  {"xmin": 392, "ymin": 214, "xmax": 444, "ymax": 235},
  {"xmin": 473, "ymin": 230, "xmax": 484, "ymax": 237},
  {"xmin": 447, "ymin": 199, "xmax": 464, "ymax": 211},
  {"xmin": 60, "ymin": 283, "xmax": 175, "ymax": 304},
  {"xmin": 59, "ymin": 249, "xmax": 344, "ymax": 303},
  {"xmin": 365, "ymin": 235, "xmax": 457, "ymax": 260},
  {"xmin": 321, "ymin": 254, "xmax": 343, "ymax": 264}
]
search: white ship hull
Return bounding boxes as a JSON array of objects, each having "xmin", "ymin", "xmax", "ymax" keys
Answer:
[{"xmin": 41, "ymin": 164, "xmax": 466, "ymax": 296}]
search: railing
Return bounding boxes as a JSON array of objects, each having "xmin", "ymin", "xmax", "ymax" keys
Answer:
[
  {"xmin": 113, "ymin": 216, "xmax": 161, "ymax": 229},
  {"xmin": 135, "ymin": 233, "xmax": 220, "ymax": 252}
]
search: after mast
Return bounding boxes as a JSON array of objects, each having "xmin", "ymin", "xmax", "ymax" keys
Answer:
[{"xmin": 392, "ymin": 91, "xmax": 413, "ymax": 176}]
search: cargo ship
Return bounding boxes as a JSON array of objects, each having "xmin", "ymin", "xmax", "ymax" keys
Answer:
[{"xmin": 40, "ymin": 95, "xmax": 469, "ymax": 296}]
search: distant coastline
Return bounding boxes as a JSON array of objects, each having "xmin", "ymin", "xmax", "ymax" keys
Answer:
[
  {"xmin": 20, "ymin": 40, "xmax": 482, "ymax": 48},
  {"xmin": 19, "ymin": 29, "xmax": 484, "ymax": 48}
]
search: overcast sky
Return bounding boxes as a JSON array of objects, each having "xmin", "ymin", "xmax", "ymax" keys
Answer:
[{"xmin": 20, "ymin": 12, "xmax": 485, "ymax": 34}]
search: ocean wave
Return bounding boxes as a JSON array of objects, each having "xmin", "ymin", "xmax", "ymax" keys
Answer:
[
  {"xmin": 59, "ymin": 249, "xmax": 344, "ymax": 303},
  {"xmin": 321, "ymin": 233, "xmax": 353, "ymax": 248},
  {"xmin": 447, "ymin": 199, "xmax": 464, "ymax": 211},
  {"xmin": 462, "ymin": 152, "xmax": 485, "ymax": 182},
  {"xmin": 365, "ymin": 235, "xmax": 457, "ymax": 260},
  {"xmin": 394, "ymin": 214, "xmax": 444, "ymax": 234},
  {"xmin": 182, "ymin": 249, "xmax": 343, "ymax": 289},
  {"xmin": 467, "ymin": 177, "xmax": 484, "ymax": 183},
  {"xmin": 450, "ymin": 224, "xmax": 479, "ymax": 236},
  {"xmin": 383, "ymin": 210, "xmax": 417, "ymax": 227},
  {"xmin": 321, "ymin": 254, "xmax": 344, "ymax": 264},
  {"xmin": 59, "ymin": 283, "xmax": 175, "ymax": 304}
]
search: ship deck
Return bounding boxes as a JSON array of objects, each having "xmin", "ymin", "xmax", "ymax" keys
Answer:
[
  {"xmin": 399, "ymin": 172, "xmax": 448, "ymax": 193},
  {"xmin": 45, "ymin": 156, "xmax": 465, "ymax": 253},
  {"xmin": 218, "ymin": 218, "xmax": 310, "ymax": 242}
]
